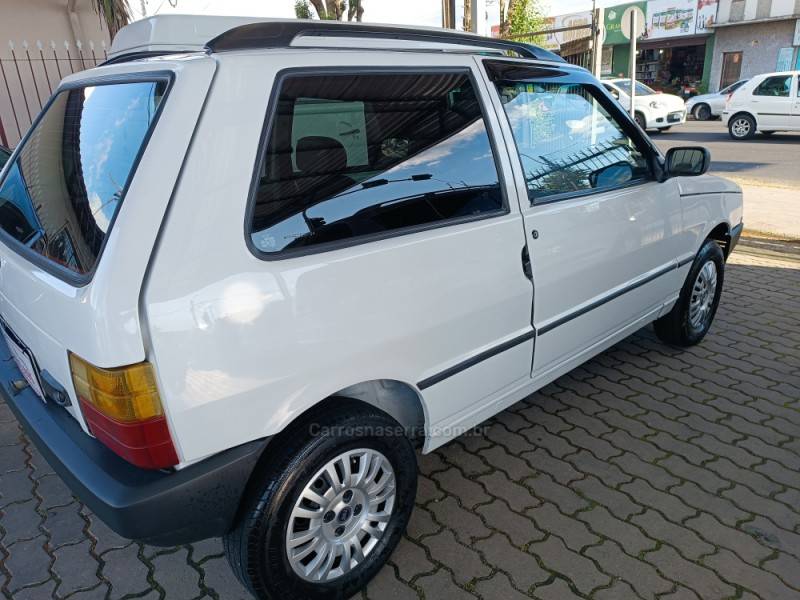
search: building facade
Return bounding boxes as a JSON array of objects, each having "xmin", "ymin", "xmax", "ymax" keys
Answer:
[{"xmin": 708, "ymin": 0, "xmax": 800, "ymax": 91}]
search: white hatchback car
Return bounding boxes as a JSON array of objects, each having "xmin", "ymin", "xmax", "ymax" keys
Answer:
[
  {"xmin": 723, "ymin": 70, "xmax": 800, "ymax": 139},
  {"xmin": 603, "ymin": 78, "xmax": 687, "ymax": 131},
  {"xmin": 0, "ymin": 16, "xmax": 743, "ymax": 600}
]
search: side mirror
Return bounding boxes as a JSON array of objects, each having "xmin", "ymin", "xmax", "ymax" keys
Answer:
[
  {"xmin": 665, "ymin": 146, "xmax": 710, "ymax": 177},
  {"xmin": 589, "ymin": 162, "xmax": 634, "ymax": 188}
]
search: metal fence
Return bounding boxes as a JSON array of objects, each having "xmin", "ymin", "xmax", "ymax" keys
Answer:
[{"xmin": 0, "ymin": 40, "xmax": 108, "ymax": 148}]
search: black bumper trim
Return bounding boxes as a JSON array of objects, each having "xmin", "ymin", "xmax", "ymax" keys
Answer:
[{"xmin": 0, "ymin": 341, "xmax": 267, "ymax": 546}]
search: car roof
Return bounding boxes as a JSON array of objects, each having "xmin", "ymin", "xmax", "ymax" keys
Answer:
[{"xmin": 108, "ymin": 15, "xmax": 564, "ymax": 64}]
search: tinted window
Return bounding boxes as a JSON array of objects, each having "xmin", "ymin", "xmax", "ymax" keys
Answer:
[
  {"xmin": 250, "ymin": 72, "xmax": 503, "ymax": 255},
  {"xmin": 494, "ymin": 81, "xmax": 650, "ymax": 201},
  {"xmin": 0, "ymin": 81, "xmax": 166, "ymax": 276},
  {"xmin": 753, "ymin": 76, "xmax": 791, "ymax": 97}
]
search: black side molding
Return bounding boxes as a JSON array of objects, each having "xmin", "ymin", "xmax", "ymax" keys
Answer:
[
  {"xmin": 206, "ymin": 21, "xmax": 565, "ymax": 63},
  {"xmin": 417, "ymin": 330, "xmax": 535, "ymax": 390}
]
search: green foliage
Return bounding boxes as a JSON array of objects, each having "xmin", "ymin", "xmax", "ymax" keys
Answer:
[
  {"xmin": 92, "ymin": 0, "xmax": 132, "ymax": 36},
  {"xmin": 507, "ymin": 0, "xmax": 547, "ymax": 38},
  {"xmin": 294, "ymin": 0, "xmax": 314, "ymax": 19}
]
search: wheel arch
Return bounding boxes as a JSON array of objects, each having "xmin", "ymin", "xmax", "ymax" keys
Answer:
[
  {"xmin": 729, "ymin": 110, "xmax": 757, "ymax": 129},
  {"xmin": 706, "ymin": 222, "xmax": 733, "ymax": 259},
  {"xmin": 692, "ymin": 102, "xmax": 710, "ymax": 118}
]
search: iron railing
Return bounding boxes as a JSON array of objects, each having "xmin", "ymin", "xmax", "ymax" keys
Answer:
[{"xmin": 0, "ymin": 40, "xmax": 107, "ymax": 147}]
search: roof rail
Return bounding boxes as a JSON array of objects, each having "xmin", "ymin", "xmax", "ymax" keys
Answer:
[{"xmin": 205, "ymin": 21, "xmax": 565, "ymax": 63}]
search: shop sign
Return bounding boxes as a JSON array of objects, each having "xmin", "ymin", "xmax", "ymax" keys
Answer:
[
  {"xmin": 541, "ymin": 10, "xmax": 593, "ymax": 51},
  {"xmin": 604, "ymin": 2, "xmax": 647, "ymax": 45},
  {"xmin": 696, "ymin": 0, "xmax": 719, "ymax": 33},
  {"xmin": 645, "ymin": 0, "xmax": 698, "ymax": 39}
]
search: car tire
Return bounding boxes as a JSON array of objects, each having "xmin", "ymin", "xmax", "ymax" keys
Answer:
[
  {"xmin": 728, "ymin": 113, "xmax": 756, "ymax": 140},
  {"xmin": 224, "ymin": 401, "xmax": 417, "ymax": 600},
  {"xmin": 693, "ymin": 103, "xmax": 711, "ymax": 121},
  {"xmin": 654, "ymin": 239, "xmax": 725, "ymax": 347},
  {"xmin": 634, "ymin": 112, "xmax": 647, "ymax": 130}
]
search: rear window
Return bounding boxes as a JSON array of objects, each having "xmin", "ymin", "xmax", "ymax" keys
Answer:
[{"xmin": 0, "ymin": 80, "xmax": 167, "ymax": 277}]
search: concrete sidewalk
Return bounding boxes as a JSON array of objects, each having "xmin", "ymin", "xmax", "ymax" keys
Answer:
[{"xmin": 726, "ymin": 177, "xmax": 799, "ymax": 240}]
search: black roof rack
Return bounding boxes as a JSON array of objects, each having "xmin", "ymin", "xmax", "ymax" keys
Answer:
[{"xmin": 205, "ymin": 20, "xmax": 565, "ymax": 63}]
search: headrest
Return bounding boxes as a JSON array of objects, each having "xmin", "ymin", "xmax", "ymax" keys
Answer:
[{"xmin": 295, "ymin": 136, "xmax": 348, "ymax": 174}]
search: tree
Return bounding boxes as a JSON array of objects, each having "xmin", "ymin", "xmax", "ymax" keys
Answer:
[
  {"xmin": 295, "ymin": 0, "xmax": 365, "ymax": 21},
  {"xmin": 92, "ymin": 0, "xmax": 132, "ymax": 37},
  {"xmin": 500, "ymin": 0, "xmax": 546, "ymax": 38}
]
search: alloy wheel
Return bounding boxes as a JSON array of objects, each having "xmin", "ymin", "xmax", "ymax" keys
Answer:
[
  {"xmin": 688, "ymin": 260, "xmax": 718, "ymax": 331},
  {"xmin": 286, "ymin": 448, "xmax": 396, "ymax": 582},
  {"xmin": 731, "ymin": 118, "xmax": 751, "ymax": 138}
]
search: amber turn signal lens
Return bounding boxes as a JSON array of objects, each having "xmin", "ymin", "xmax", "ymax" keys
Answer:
[{"xmin": 68, "ymin": 353, "xmax": 164, "ymax": 422}]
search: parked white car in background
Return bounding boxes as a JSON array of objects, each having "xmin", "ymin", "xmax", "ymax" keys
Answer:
[
  {"xmin": 723, "ymin": 70, "xmax": 800, "ymax": 139},
  {"xmin": 686, "ymin": 79, "xmax": 748, "ymax": 120},
  {"xmin": 603, "ymin": 78, "xmax": 687, "ymax": 132},
  {"xmin": 0, "ymin": 16, "xmax": 743, "ymax": 600}
]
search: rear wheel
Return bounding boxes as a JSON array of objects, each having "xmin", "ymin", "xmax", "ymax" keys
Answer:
[
  {"xmin": 729, "ymin": 114, "xmax": 756, "ymax": 140},
  {"xmin": 693, "ymin": 103, "xmax": 711, "ymax": 121},
  {"xmin": 654, "ymin": 239, "xmax": 725, "ymax": 347},
  {"xmin": 224, "ymin": 403, "xmax": 417, "ymax": 600}
]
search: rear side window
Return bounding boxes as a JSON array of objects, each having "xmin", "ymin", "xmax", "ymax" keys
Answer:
[
  {"xmin": 753, "ymin": 76, "xmax": 791, "ymax": 97},
  {"xmin": 249, "ymin": 71, "xmax": 503, "ymax": 255},
  {"xmin": 0, "ymin": 80, "xmax": 167, "ymax": 277}
]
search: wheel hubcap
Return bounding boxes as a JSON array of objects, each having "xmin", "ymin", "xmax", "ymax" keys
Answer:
[
  {"xmin": 732, "ymin": 118, "xmax": 750, "ymax": 137},
  {"xmin": 286, "ymin": 448, "xmax": 396, "ymax": 582},
  {"xmin": 689, "ymin": 260, "xmax": 718, "ymax": 330}
]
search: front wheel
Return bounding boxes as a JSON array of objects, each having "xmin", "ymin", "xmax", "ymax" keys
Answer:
[
  {"xmin": 224, "ymin": 403, "xmax": 417, "ymax": 599},
  {"xmin": 634, "ymin": 112, "xmax": 647, "ymax": 130},
  {"xmin": 729, "ymin": 114, "xmax": 756, "ymax": 140},
  {"xmin": 654, "ymin": 239, "xmax": 725, "ymax": 347}
]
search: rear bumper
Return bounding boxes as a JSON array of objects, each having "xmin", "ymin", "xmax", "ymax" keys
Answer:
[{"xmin": 1, "ymin": 339, "xmax": 267, "ymax": 546}]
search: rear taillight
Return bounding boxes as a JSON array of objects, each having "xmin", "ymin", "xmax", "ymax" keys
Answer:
[{"xmin": 69, "ymin": 353, "xmax": 179, "ymax": 469}]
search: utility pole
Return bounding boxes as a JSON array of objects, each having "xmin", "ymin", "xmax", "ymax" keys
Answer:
[{"xmin": 628, "ymin": 10, "xmax": 637, "ymax": 117}]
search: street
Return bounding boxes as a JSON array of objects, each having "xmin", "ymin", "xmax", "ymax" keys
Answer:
[{"xmin": 653, "ymin": 120, "xmax": 800, "ymax": 187}]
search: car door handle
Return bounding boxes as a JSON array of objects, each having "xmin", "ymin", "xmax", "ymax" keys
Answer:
[{"xmin": 521, "ymin": 246, "xmax": 532, "ymax": 280}]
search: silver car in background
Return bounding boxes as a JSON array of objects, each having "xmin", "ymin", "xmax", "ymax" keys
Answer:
[{"xmin": 687, "ymin": 79, "xmax": 748, "ymax": 120}]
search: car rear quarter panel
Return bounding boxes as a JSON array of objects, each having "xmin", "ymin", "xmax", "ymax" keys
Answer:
[{"xmin": 0, "ymin": 57, "xmax": 215, "ymax": 432}]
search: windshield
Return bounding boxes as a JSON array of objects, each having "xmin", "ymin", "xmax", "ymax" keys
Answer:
[
  {"xmin": 0, "ymin": 80, "xmax": 167, "ymax": 277},
  {"xmin": 614, "ymin": 80, "xmax": 657, "ymax": 96}
]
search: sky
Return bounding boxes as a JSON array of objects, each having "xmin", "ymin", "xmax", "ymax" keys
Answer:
[{"xmin": 130, "ymin": 0, "xmax": 610, "ymax": 28}]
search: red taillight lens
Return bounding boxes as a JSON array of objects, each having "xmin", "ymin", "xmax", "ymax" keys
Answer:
[{"xmin": 69, "ymin": 353, "xmax": 179, "ymax": 469}]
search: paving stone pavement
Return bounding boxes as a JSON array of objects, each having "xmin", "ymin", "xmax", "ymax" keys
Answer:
[{"xmin": 1, "ymin": 236, "xmax": 799, "ymax": 599}]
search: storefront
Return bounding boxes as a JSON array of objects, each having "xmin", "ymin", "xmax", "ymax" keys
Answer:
[{"xmin": 603, "ymin": 0, "xmax": 717, "ymax": 94}]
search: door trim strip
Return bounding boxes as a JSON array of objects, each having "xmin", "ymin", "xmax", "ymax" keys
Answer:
[
  {"xmin": 538, "ymin": 260, "xmax": 683, "ymax": 336},
  {"xmin": 417, "ymin": 330, "xmax": 535, "ymax": 390}
]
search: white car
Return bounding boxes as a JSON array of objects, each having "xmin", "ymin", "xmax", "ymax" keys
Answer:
[
  {"xmin": 686, "ymin": 79, "xmax": 748, "ymax": 120},
  {"xmin": 603, "ymin": 78, "xmax": 687, "ymax": 132},
  {"xmin": 722, "ymin": 70, "xmax": 800, "ymax": 139},
  {"xmin": 0, "ymin": 16, "xmax": 743, "ymax": 600}
]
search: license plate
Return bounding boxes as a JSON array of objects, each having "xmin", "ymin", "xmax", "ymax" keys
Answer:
[{"xmin": 1, "ymin": 319, "xmax": 46, "ymax": 402}]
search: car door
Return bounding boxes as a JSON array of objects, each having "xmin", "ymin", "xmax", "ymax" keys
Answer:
[
  {"xmin": 792, "ymin": 74, "xmax": 800, "ymax": 130},
  {"xmin": 479, "ymin": 59, "xmax": 685, "ymax": 379},
  {"xmin": 752, "ymin": 74, "xmax": 794, "ymax": 129}
]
